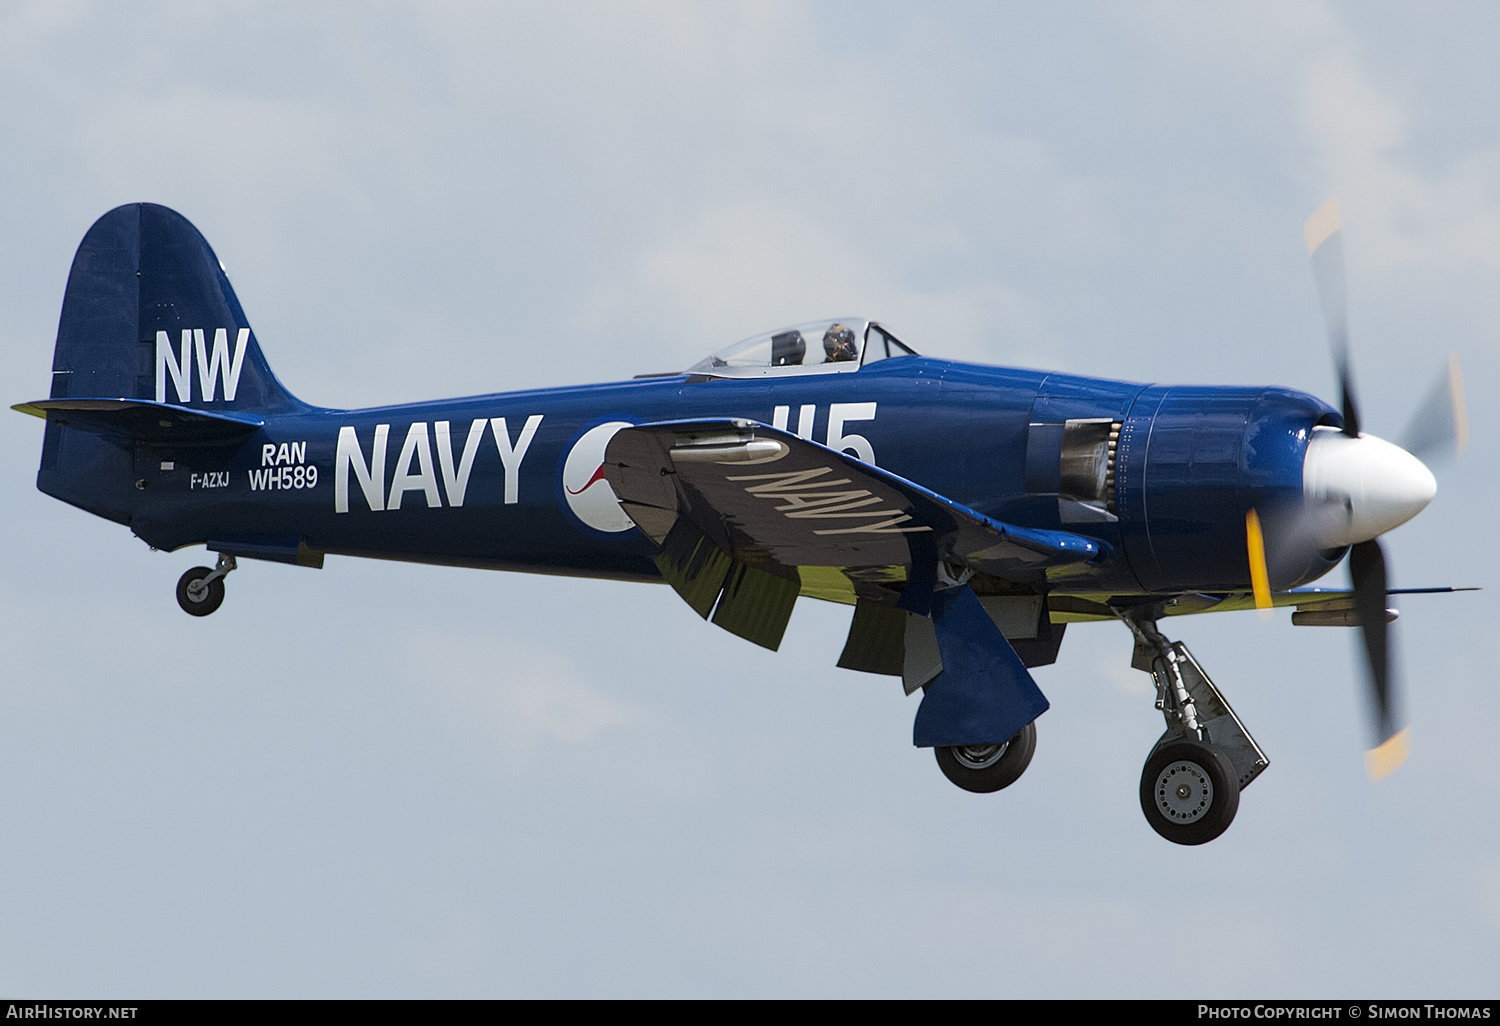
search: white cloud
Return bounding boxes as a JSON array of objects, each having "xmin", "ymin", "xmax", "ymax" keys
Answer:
[
  {"xmin": 407, "ymin": 631, "xmax": 638, "ymax": 749},
  {"xmin": 1297, "ymin": 33, "xmax": 1500, "ymax": 283}
]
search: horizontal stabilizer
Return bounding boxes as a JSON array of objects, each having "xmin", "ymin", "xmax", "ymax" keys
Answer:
[{"xmin": 13, "ymin": 398, "xmax": 264, "ymax": 446}]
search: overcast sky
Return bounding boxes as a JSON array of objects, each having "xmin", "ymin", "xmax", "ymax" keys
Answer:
[{"xmin": 1, "ymin": 1, "xmax": 1496, "ymax": 998}]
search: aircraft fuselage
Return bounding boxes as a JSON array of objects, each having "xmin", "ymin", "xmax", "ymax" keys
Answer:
[{"xmin": 105, "ymin": 356, "xmax": 1338, "ymax": 598}]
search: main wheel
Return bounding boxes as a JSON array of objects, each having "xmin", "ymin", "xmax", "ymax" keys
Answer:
[
  {"xmin": 176, "ymin": 566, "xmax": 225, "ymax": 617},
  {"xmin": 934, "ymin": 721, "xmax": 1037, "ymax": 793},
  {"xmin": 1139, "ymin": 740, "xmax": 1240, "ymax": 845}
]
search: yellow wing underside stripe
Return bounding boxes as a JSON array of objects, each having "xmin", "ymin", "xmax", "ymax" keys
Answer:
[{"xmin": 791, "ymin": 565, "xmax": 1354, "ymax": 621}]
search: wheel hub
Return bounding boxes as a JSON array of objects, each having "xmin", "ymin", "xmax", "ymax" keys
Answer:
[
  {"xmin": 953, "ymin": 741, "xmax": 1009, "ymax": 770},
  {"xmin": 1153, "ymin": 760, "xmax": 1214, "ymax": 823}
]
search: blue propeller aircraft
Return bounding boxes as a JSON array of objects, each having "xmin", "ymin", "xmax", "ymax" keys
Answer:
[{"xmin": 15, "ymin": 202, "xmax": 1470, "ymax": 845}]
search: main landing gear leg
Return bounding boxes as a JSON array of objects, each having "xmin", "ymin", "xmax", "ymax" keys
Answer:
[
  {"xmin": 1120, "ymin": 616, "xmax": 1269, "ymax": 845},
  {"xmin": 176, "ymin": 553, "xmax": 237, "ymax": 617}
]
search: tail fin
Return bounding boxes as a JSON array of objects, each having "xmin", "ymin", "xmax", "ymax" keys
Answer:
[
  {"xmin": 47, "ymin": 203, "xmax": 301, "ymax": 412},
  {"xmin": 22, "ymin": 204, "xmax": 303, "ymax": 524}
]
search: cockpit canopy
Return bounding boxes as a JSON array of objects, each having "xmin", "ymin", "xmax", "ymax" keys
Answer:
[{"xmin": 684, "ymin": 319, "xmax": 918, "ymax": 378}]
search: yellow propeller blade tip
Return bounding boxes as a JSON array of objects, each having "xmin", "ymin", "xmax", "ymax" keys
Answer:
[
  {"xmin": 1245, "ymin": 509, "xmax": 1273, "ymax": 619},
  {"xmin": 1305, "ymin": 196, "xmax": 1342, "ymax": 256},
  {"xmin": 1365, "ymin": 727, "xmax": 1411, "ymax": 782}
]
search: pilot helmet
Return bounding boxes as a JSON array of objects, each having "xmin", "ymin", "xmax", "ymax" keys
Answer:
[{"xmin": 823, "ymin": 323, "xmax": 857, "ymax": 362}]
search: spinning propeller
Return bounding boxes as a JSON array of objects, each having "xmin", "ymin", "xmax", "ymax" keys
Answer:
[{"xmin": 1246, "ymin": 198, "xmax": 1467, "ymax": 781}]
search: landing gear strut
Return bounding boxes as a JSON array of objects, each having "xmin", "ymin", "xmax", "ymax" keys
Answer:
[
  {"xmin": 176, "ymin": 553, "xmax": 236, "ymax": 616},
  {"xmin": 934, "ymin": 721, "xmax": 1037, "ymax": 793},
  {"xmin": 1121, "ymin": 615, "xmax": 1268, "ymax": 845}
]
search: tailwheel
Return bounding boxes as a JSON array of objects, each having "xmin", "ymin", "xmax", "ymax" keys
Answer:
[
  {"xmin": 175, "ymin": 553, "xmax": 236, "ymax": 617},
  {"xmin": 934, "ymin": 721, "xmax": 1037, "ymax": 793},
  {"xmin": 176, "ymin": 567, "xmax": 224, "ymax": 616},
  {"xmin": 1139, "ymin": 740, "xmax": 1240, "ymax": 845}
]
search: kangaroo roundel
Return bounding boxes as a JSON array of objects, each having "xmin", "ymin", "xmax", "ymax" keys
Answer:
[{"xmin": 562, "ymin": 421, "xmax": 636, "ymax": 533}]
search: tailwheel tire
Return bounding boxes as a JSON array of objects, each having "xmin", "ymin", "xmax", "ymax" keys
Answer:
[
  {"xmin": 1139, "ymin": 740, "xmax": 1240, "ymax": 845},
  {"xmin": 934, "ymin": 721, "xmax": 1037, "ymax": 793},
  {"xmin": 176, "ymin": 566, "xmax": 225, "ymax": 617}
]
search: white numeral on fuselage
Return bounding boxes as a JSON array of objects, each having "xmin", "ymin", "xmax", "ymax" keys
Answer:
[
  {"xmin": 771, "ymin": 402, "xmax": 878, "ymax": 464},
  {"xmin": 250, "ymin": 465, "xmax": 317, "ymax": 490}
]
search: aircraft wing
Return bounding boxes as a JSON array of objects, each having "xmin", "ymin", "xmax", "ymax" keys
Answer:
[
  {"xmin": 605, "ymin": 419, "xmax": 1104, "ymax": 628},
  {"xmin": 1047, "ymin": 586, "xmax": 1478, "ymax": 623}
]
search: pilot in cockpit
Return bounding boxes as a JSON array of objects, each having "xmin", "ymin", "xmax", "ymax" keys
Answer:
[
  {"xmin": 823, "ymin": 323, "xmax": 857, "ymax": 363},
  {"xmin": 771, "ymin": 330, "xmax": 806, "ymax": 366}
]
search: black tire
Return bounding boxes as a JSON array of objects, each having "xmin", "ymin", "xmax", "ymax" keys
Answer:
[
  {"xmin": 176, "ymin": 566, "xmax": 224, "ymax": 617},
  {"xmin": 1139, "ymin": 740, "xmax": 1240, "ymax": 845},
  {"xmin": 934, "ymin": 721, "xmax": 1037, "ymax": 794}
]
